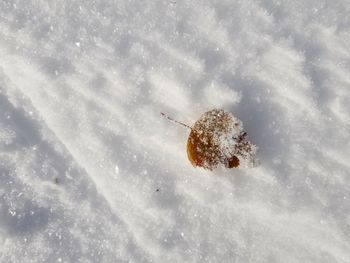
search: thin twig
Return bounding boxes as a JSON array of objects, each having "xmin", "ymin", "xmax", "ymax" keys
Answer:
[{"xmin": 161, "ymin": 112, "xmax": 192, "ymax": 130}]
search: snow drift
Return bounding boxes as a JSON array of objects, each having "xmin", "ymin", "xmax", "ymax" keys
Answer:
[{"xmin": 1, "ymin": 0, "xmax": 350, "ymax": 262}]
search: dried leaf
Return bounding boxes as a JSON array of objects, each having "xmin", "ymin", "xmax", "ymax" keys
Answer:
[{"xmin": 187, "ymin": 109, "xmax": 258, "ymax": 170}]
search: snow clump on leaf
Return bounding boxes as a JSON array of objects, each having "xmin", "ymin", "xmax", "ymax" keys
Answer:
[{"xmin": 186, "ymin": 109, "xmax": 258, "ymax": 170}]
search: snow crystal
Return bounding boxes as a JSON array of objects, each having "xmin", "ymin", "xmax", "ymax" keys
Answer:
[{"xmin": 114, "ymin": 165, "xmax": 119, "ymax": 175}]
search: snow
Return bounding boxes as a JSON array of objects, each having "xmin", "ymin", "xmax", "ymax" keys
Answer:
[{"xmin": 0, "ymin": 0, "xmax": 350, "ymax": 262}]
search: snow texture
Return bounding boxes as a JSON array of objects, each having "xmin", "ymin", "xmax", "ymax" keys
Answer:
[{"xmin": 0, "ymin": 0, "xmax": 350, "ymax": 262}]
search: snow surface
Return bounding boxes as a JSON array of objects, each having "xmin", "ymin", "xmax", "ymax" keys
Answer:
[{"xmin": 1, "ymin": 0, "xmax": 350, "ymax": 262}]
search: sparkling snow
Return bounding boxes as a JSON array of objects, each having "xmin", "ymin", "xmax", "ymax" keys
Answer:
[{"xmin": 1, "ymin": 0, "xmax": 350, "ymax": 262}]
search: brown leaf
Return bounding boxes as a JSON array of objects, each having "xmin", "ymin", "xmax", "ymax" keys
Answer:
[{"xmin": 187, "ymin": 109, "xmax": 257, "ymax": 170}]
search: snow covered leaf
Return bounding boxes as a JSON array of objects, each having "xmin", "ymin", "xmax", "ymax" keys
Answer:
[{"xmin": 187, "ymin": 109, "xmax": 258, "ymax": 170}]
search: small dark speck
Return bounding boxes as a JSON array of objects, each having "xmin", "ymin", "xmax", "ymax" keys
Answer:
[
  {"xmin": 54, "ymin": 178, "xmax": 59, "ymax": 184},
  {"xmin": 156, "ymin": 188, "xmax": 160, "ymax": 192}
]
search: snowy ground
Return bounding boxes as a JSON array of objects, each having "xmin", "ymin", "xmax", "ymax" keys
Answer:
[{"xmin": 1, "ymin": 0, "xmax": 350, "ymax": 262}]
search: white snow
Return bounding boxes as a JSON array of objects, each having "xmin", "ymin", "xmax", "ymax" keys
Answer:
[{"xmin": 1, "ymin": 0, "xmax": 350, "ymax": 262}]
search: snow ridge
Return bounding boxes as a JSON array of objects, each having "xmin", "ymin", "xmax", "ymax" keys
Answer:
[{"xmin": 1, "ymin": 0, "xmax": 350, "ymax": 262}]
